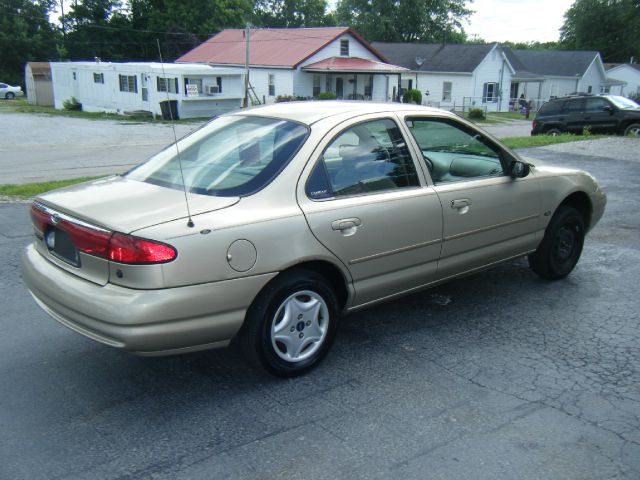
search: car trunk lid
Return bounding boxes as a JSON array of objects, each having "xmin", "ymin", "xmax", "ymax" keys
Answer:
[{"xmin": 30, "ymin": 176, "xmax": 239, "ymax": 285}]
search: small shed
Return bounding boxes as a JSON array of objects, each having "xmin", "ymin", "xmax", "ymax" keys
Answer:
[{"xmin": 25, "ymin": 62, "xmax": 54, "ymax": 106}]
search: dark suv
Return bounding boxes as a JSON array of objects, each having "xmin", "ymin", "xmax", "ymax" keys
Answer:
[{"xmin": 531, "ymin": 94, "xmax": 640, "ymax": 137}]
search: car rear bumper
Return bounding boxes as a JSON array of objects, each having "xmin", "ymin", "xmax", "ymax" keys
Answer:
[{"xmin": 21, "ymin": 243, "xmax": 276, "ymax": 356}]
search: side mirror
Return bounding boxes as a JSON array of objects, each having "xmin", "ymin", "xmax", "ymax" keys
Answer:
[
  {"xmin": 510, "ymin": 160, "xmax": 530, "ymax": 178},
  {"xmin": 603, "ymin": 105, "xmax": 615, "ymax": 114}
]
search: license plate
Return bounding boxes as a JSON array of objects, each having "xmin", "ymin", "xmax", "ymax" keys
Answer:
[{"xmin": 45, "ymin": 227, "xmax": 80, "ymax": 266}]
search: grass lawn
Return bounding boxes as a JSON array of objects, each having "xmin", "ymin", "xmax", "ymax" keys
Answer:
[
  {"xmin": 501, "ymin": 134, "xmax": 608, "ymax": 149},
  {"xmin": 0, "ymin": 177, "xmax": 104, "ymax": 199},
  {"xmin": 0, "ymin": 99, "xmax": 208, "ymax": 124}
]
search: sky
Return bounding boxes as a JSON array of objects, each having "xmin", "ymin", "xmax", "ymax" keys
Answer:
[{"xmin": 465, "ymin": 0, "xmax": 576, "ymax": 43}]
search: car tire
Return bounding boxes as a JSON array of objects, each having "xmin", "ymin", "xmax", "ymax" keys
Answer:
[
  {"xmin": 528, "ymin": 205, "xmax": 585, "ymax": 280},
  {"xmin": 5, "ymin": 92, "xmax": 15, "ymax": 100},
  {"xmin": 545, "ymin": 128, "xmax": 562, "ymax": 136},
  {"xmin": 623, "ymin": 123, "xmax": 640, "ymax": 137},
  {"xmin": 238, "ymin": 269, "xmax": 339, "ymax": 377}
]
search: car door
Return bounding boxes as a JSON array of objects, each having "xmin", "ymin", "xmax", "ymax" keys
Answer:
[
  {"xmin": 402, "ymin": 115, "xmax": 542, "ymax": 280},
  {"xmin": 297, "ymin": 116, "xmax": 443, "ymax": 307},
  {"xmin": 564, "ymin": 98, "xmax": 587, "ymax": 133},
  {"xmin": 582, "ymin": 97, "xmax": 618, "ymax": 133}
]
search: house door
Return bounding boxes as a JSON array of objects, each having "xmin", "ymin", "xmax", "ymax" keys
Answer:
[
  {"xmin": 335, "ymin": 78, "xmax": 343, "ymax": 99},
  {"xmin": 141, "ymin": 74, "xmax": 150, "ymax": 108}
]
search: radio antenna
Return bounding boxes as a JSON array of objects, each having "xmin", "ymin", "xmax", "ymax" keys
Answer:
[{"xmin": 156, "ymin": 38, "xmax": 194, "ymax": 228}]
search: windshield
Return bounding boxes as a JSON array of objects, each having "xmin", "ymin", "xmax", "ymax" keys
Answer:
[
  {"xmin": 126, "ymin": 115, "xmax": 309, "ymax": 197},
  {"xmin": 607, "ymin": 96, "xmax": 640, "ymax": 109}
]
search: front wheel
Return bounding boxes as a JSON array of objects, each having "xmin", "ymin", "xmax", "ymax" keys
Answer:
[
  {"xmin": 239, "ymin": 269, "xmax": 339, "ymax": 377},
  {"xmin": 5, "ymin": 92, "xmax": 15, "ymax": 100},
  {"xmin": 545, "ymin": 128, "xmax": 563, "ymax": 136},
  {"xmin": 529, "ymin": 206, "xmax": 585, "ymax": 279},
  {"xmin": 624, "ymin": 123, "xmax": 640, "ymax": 137}
]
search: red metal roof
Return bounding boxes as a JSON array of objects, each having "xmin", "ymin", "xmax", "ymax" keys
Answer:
[
  {"xmin": 302, "ymin": 57, "xmax": 408, "ymax": 73},
  {"xmin": 176, "ymin": 27, "xmax": 387, "ymax": 68}
]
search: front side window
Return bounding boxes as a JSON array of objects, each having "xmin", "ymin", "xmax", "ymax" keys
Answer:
[
  {"xmin": 406, "ymin": 118, "xmax": 504, "ymax": 184},
  {"xmin": 306, "ymin": 119, "xmax": 420, "ymax": 200},
  {"xmin": 585, "ymin": 97, "xmax": 610, "ymax": 112},
  {"xmin": 119, "ymin": 74, "xmax": 137, "ymax": 93},
  {"xmin": 126, "ymin": 116, "xmax": 308, "ymax": 197}
]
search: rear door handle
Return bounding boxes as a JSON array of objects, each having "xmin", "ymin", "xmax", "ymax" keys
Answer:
[{"xmin": 331, "ymin": 217, "xmax": 362, "ymax": 231}]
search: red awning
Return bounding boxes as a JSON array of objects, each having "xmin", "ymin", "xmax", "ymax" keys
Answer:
[{"xmin": 302, "ymin": 57, "xmax": 408, "ymax": 74}]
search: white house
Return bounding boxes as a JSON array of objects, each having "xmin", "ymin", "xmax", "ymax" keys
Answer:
[
  {"xmin": 50, "ymin": 62, "xmax": 245, "ymax": 118},
  {"xmin": 504, "ymin": 49, "xmax": 619, "ymax": 102},
  {"xmin": 176, "ymin": 27, "xmax": 407, "ymax": 104},
  {"xmin": 374, "ymin": 42, "xmax": 618, "ymax": 112},
  {"xmin": 605, "ymin": 63, "xmax": 640, "ymax": 97},
  {"xmin": 372, "ymin": 42, "xmax": 515, "ymax": 112}
]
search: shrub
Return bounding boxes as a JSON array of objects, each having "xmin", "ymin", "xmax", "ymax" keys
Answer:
[
  {"xmin": 315, "ymin": 92, "xmax": 337, "ymax": 100},
  {"xmin": 63, "ymin": 97, "xmax": 82, "ymax": 111},
  {"xmin": 402, "ymin": 89, "xmax": 422, "ymax": 105},
  {"xmin": 275, "ymin": 95, "xmax": 296, "ymax": 103},
  {"xmin": 468, "ymin": 108, "xmax": 485, "ymax": 120}
]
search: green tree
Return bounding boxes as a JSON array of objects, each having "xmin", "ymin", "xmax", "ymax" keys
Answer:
[
  {"xmin": 0, "ymin": 0, "xmax": 60, "ymax": 87},
  {"xmin": 252, "ymin": 0, "xmax": 335, "ymax": 27},
  {"xmin": 335, "ymin": 0, "xmax": 471, "ymax": 43},
  {"xmin": 560, "ymin": 0, "xmax": 640, "ymax": 62}
]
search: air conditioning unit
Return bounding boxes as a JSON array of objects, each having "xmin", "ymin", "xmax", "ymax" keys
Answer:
[{"xmin": 206, "ymin": 85, "xmax": 220, "ymax": 95}]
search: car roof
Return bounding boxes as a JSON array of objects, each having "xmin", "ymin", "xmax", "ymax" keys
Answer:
[{"xmin": 233, "ymin": 101, "xmax": 448, "ymax": 125}]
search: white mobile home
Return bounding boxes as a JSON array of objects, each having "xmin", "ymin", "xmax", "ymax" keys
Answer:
[
  {"xmin": 50, "ymin": 62, "xmax": 245, "ymax": 118},
  {"xmin": 606, "ymin": 63, "xmax": 640, "ymax": 97}
]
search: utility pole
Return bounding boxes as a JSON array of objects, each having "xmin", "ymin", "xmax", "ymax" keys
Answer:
[{"xmin": 243, "ymin": 23, "xmax": 251, "ymax": 108}]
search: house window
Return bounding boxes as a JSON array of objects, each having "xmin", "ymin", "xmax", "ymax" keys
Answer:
[
  {"xmin": 184, "ymin": 78, "xmax": 203, "ymax": 95},
  {"xmin": 268, "ymin": 74, "xmax": 275, "ymax": 96},
  {"xmin": 93, "ymin": 73, "xmax": 104, "ymax": 84},
  {"xmin": 340, "ymin": 39, "xmax": 349, "ymax": 56},
  {"xmin": 157, "ymin": 77, "xmax": 178, "ymax": 93},
  {"xmin": 587, "ymin": 85, "xmax": 593, "ymax": 93},
  {"xmin": 119, "ymin": 74, "xmax": 137, "ymax": 93},
  {"xmin": 482, "ymin": 82, "xmax": 498, "ymax": 103},
  {"xmin": 313, "ymin": 75, "xmax": 321, "ymax": 96},
  {"xmin": 442, "ymin": 81, "xmax": 452, "ymax": 102},
  {"xmin": 216, "ymin": 76, "xmax": 222, "ymax": 93},
  {"xmin": 72, "ymin": 72, "xmax": 76, "ymax": 80}
]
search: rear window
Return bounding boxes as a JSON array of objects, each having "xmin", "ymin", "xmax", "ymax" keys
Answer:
[{"xmin": 126, "ymin": 115, "xmax": 308, "ymax": 197}]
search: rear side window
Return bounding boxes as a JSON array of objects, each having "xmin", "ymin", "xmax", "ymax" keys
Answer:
[
  {"xmin": 538, "ymin": 101, "xmax": 563, "ymax": 116},
  {"xmin": 127, "ymin": 116, "xmax": 308, "ymax": 197},
  {"xmin": 306, "ymin": 118, "xmax": 419, "ymax": 199},
  {"xmin": 564, "ymin": 98, "xmax": 585, "ymax": 113}
]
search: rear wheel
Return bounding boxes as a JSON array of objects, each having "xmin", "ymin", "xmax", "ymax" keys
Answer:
[
  {"xmin": 545, "ymin": 128, "xmax": 562, "ymax": 136},
  {"xmin": 5, "ymin": 92, "xmax": 15, "ymax": 100},
  {"xmin": 239, "ymin": 269, "xmax": 339, "ymax": 377},
  {"xmin": 624, "ymin": 123, "xmax": 640, "ymax": 137},
  {"xmin": 529, "ymin": 206, "xmax": 585, "ymax": 279}
]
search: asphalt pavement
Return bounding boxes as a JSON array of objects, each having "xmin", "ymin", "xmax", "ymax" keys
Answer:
[{"xmin": 1, "ymin": 138, "xmax": 639, "ymax": 479}]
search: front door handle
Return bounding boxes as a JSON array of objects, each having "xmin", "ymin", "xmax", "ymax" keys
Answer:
[
  {"xmin": 450, "ymin": 199, "xmax": 471, "ymax": 209},
  {"xmin": 331, "ymin": 217, "xmax": 362, "ymax": 231}
]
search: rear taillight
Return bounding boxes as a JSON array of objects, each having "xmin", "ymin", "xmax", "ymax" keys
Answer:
[
  {"xmin": 31, "ymin": 203, "xmax": 176, "ymax": 265},
  {"xmin": 532, "ymin": 120, "xmax": 537, "ymax": 130},
  {"xmin": 108, "ymin": 233, "xmax": 177, "ymax": 264}
]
